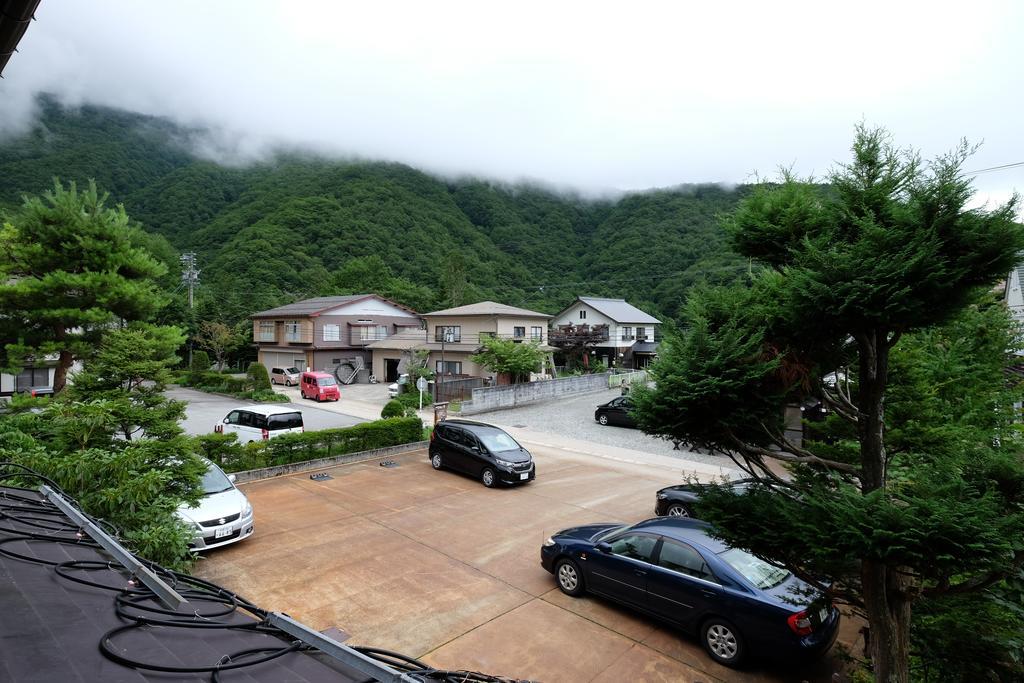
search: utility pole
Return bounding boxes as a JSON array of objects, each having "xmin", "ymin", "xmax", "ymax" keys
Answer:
[{"xmin": 180, "ymin": 252, "xmax": 200, "ymax": 366}]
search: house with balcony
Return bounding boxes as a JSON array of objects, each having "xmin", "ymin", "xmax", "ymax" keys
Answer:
[
  {"xmin": 251, "ymin": 295, "xmax": 421, "ymax": 383},
  {"xmin": 367, "ymin": 301, "xmax": 554, "ymax": 386},
  {"xmin": 549, "ymin": 296, "xmax": 661, "ymax": 369}
]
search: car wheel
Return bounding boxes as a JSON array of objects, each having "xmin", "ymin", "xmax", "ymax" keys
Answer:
[
  {"xmin": 701, "ymin": 617, "xmax": 745, "ymax": 667},
  {"xmin": 597, "ymin": 414, "xmax": 609, "ymax": 426},
  {"xmin": 271, "ymin": 378, "xmax": 277, "ymax": 385},
  {"xmin": 666, "ymin": 503, "xmax": 691, "ymax": 518},
  {"xmin": 555, "ymin": 558, "xmax": 585, "ymax": 597},
  {"xmin": 430, "ymin": 451, "xmax": 443, "ymax": 470},
  {"xmin": 481, "ymin": 467, "xmax": 496, "ymax": 488}
]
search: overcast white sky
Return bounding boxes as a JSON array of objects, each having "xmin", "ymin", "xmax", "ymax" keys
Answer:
[{"xmin": 1, "ymin": 0, "xmax": 1021, "ymax": 209}]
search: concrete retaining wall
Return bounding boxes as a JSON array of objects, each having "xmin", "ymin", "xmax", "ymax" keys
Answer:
[
  {"xmin": 460, "ymin": 372, "xmax": 612, "ymax": 415},
  {"xmin": 232, "ymin": 440, "xmax": 428, "ymax": 483}
]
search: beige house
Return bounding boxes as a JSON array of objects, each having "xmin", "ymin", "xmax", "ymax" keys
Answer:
[{"xmin": 367, "ymin": 301, "xmax": 554, "ymax": 383}]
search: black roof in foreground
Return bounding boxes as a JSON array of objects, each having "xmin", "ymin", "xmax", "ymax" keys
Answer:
[{"xmin": 0, "ymin": 476, "xmax": 523, "ymax": 682}]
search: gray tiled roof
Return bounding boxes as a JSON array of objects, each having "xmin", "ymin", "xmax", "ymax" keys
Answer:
[
  {"xmin": 577, "ymin": 297, "xmax": 661, "ymax": 324},
  {"xmin": 251, "ymin": 295, "xmax": 375, "ymax": 318},
  {"xmin": 424, "ymin": 301, "xmax": 552, "ymax": 318}
]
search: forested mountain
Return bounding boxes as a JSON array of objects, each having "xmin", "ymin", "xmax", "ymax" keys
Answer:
[{"xmin": 0, "ymin": 96, "xmax": 750, "ymax": 325}]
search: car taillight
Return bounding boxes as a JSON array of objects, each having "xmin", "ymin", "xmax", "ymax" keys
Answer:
[
  {"xmin": 787, "ymin": 610, "xmax": 813, "ymax": 636},
  {"xmin": 430, "ymin": 429, "xmax": 436, "ymax": 441},
  {"xmin": 261, "ymin": 428, "xmax": 269, "ymax": 440}
]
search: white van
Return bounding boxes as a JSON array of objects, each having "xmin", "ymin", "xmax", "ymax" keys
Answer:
[{"xmin": 215, "ymin": 405, "xmax": 304, "ymax": 444}]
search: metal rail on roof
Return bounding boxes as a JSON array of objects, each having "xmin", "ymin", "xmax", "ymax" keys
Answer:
[
  {"xmin": 39, "ymin": 485, "xmax": 190, "ymax": 611},
  {"xmin": 266, "ymin": 612, "xmax": 420, "ymax": 683}
]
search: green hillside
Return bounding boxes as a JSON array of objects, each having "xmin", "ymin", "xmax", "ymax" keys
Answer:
[{"xmin": 0, "ymin": 96, "xmax": 749, "ymax": 324}]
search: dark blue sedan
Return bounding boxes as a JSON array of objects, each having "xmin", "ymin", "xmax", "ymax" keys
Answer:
[{"xmin": 540, "ymin": 517, "xmax": 839, "ymax": 667}]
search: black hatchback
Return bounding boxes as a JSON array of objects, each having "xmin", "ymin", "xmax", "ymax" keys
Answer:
[
  {"xmin": 429, "ymin": 420, "xmax": 536, "ymax": 488},
  {"xmin": 594, "ymin": 396, "xmax": 637, "ymax": 428}
]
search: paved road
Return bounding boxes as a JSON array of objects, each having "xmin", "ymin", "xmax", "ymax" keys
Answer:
[
  {"xmin": 479, "ymin": 387, "xmax": 730, "ymax": 469},
  {"xmin": 169, "ymin": 386, "xmax": 366, "ymax": 436}
]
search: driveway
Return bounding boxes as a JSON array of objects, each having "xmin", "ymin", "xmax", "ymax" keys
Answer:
[
  {"xmin": 169, "ymin": 386, "xmax": 367, "ymax": 436},
  {"xmin": 193, "ymin": 444, "xmax": 852, "ymax": 682},
  {"xmin": 480, "ymin": 388, "xmax": 729, "ymax": 469}
]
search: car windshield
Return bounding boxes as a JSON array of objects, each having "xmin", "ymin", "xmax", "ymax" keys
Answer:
[
  {"xmin": 201, "ymin": 464, "xmax": 234, "ymax": 494},
  {"xmin": 317, "ymin": 377, "xmax": 337, "ymax": 386},
  {"xmin": 286, "ymin": 367, "xmax": 300, "ymax": 374},
  {"xmin": 267, "ymin": 412, "xmax": 303, "ymax": 430},
  {"xmin": 475, "ymin": 428, "xmax": 521, "ymax": 453},
  {"xmin": 718, "ymin": 547, "xmax": 790, "ymax": 589}
]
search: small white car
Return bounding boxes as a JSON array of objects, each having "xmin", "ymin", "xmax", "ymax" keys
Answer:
[
  {"xmin": 388, "ymin": 373, "xmax": 409, "ymax": 399},
  {"xmin": 215, "ymin": 405, "xmax": 304, "ymax": 444},
  {"xmin": 270, "ymin": 366, "xmax": 301, "ymax": 386},
  {"xmin": 177, "ymin": 458, "xmax": 254, "ymax": 552}
]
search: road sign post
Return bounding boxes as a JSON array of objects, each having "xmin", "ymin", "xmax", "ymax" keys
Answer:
[{"xmin": 416, "ymin": 376, "xmax": 427, "ymax": 410}]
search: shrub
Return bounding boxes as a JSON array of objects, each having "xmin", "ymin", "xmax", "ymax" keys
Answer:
[
  {"xmin": 381, "ymin": 399, "xmax": 406, "ymax": 418},
  {"xmin": 246, "ymin": 389, "xmax": 289, "ymax": 403},
  {"xmin": 219, "ymin": 417, "xmax": 424, "ymax": 473},
  {"xmin": 245, "ymin": 362, "xmax": 272, "ymax": 392},
  {"xmin": 396, "ymin": 391, "xmax": 431, "ymax": 411},
  {"xmin": 189, "ymin": 350, "xmax": 211, "ymax": 383}
]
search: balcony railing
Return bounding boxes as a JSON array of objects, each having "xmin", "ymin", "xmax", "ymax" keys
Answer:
[{"xmin": 548, "ymin": 324, "xmax": 610, "ymax": 345}]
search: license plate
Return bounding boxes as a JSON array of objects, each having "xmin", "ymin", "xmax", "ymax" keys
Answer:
[
  {"xmin": 520, "ymin": 473, "xmax": 529, "ymax": 480},
  {"xmin": 215, "ymin": 527, "xmax": 232, "ymax": 539},
  {"xmin": 818, "ymin": 607, "xmax": 828, "ymax": 623}
]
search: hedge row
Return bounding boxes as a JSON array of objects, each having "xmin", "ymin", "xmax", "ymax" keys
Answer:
[
  {"xmin": 177, "ymin": 371, "xmax": 289, "ymax": 403},
  {"xmin": 193, "ymin": 417, "xmax": 424, "ymax": 473}
]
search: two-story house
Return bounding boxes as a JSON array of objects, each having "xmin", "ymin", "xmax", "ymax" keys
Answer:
[
  {"xmin": 549, "ymin": 296, "xmax": 661, "ymax": 369},
  {"xmin": 367, "ymin": 301, "xmax": 553, "ymax": 382},
  {"xmin": 251, "ymin": 295, "xmax": 421, "ymax": 382}
]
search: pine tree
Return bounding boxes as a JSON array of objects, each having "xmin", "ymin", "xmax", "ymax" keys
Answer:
[
  {"xmin": 0, "ymin": 180, "xmax": 167, "ymax": 393},
  {"xmin": 632, "ymin": 126, "xmax": 1024, "ymax": 682}
]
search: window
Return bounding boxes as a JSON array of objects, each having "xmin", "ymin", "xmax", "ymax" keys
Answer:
[
  {"xmin": 436, "ymin": 360, "xmax": 462, "ymax": 375},
  {"xmin": 513, "ymin": 326, "xmax": 526, "ymax": 339},
  {"xmin": 257, "ymin": 320, "xmax": 275, "ymax": 341},
  {"xmin": 237, "ymin": 411, "xmax": 253, "ymax": 427},
  {"xmin": 225, "ymin": 410, "xmax": 240, "ymax": 425},
  {"xmin": 15, "ymin": 366, "xmax": 49, "ymax": 391},
  {"xmin": 531, "ymin": 326, "xmax": 543, "ymax": 341},
  {"xmin": 657, "ymin": 540, "xmax": 716, "ymax": 582},
  {"xmin": 284, "ymin": 320, "xmax": 301, "ymax": 342},
  {"xmin": 268, "ymin": 412, "xmax": 303, "ymax": 430},
  {"xmin": 480, "ymin": 331, "xmax": 496, "ymax": 340},
  {"xmin": 323, "ymin": 324, "xmax": 341, "ymax": 341},
  {"xmin": 608, "ymin": 533, "xmax": 658, "ymax": 562},
  {"xmin": 621, "ymin": 326, "xmax": 633, "ymax": 341},
  {"xmin": 719, "ymin": 547, "xmax": 789, "ymax": 589},
  {"xmin": 636, "ymin": 327, "xmax": 646, "ymax": 341},
  {"xmin": 360, "ymin": 325, "xmax": 388, "ymax": 342},
  {"xmin": 435, "ymin": 326, "xmax": 461, "ymax": 342},
  {"xmin": 579, "ymin": 310, "xmax": 586, "ymax": 320}
]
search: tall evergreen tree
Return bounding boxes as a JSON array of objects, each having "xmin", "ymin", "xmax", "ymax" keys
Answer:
[
  {"xmin": 0, "ymin": 180, "xmax": 167, "ymax": 392},
  {"xmin": 632, "ymin": 126, "xmax": 1024, "ymax": 682}
]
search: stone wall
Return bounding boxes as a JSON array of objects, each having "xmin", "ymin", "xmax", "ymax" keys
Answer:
[{"xmin": 459, "ymin": 372, "xmax": 612, "ymax": 415}]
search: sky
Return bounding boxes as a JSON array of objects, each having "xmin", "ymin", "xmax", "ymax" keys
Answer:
[{"xmin": 1, "ymin": 0, "xmax": 1022, "ymax": 209}]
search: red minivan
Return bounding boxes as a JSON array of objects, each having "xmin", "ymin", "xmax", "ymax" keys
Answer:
[{"xmin": 300, "ymin": 371, "xmax": 341, "ymax": 402}]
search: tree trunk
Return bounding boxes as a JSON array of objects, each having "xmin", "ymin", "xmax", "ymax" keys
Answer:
[
  {"xmin": 857, "ymin": 329, "xmax": 912, "ymax": 683},
  {"xmin": 52, "ymin": 348, "xmax": 74, "ymax": 394}
]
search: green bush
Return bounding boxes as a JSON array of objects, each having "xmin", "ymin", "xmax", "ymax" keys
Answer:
[
  {"xmin": 246, "ymin": 389, "xmax": 289, "ymax": 403},
  {"xmin": 221, "ymin": 377, "xmax": 249, "ymax": 393},
  {"xmin": 381, "ymin": 399, "xmax": 406, "ymax": 418},
  {"xmin": 189, "ymin": 350, "xmax": 211, "ymax": 383},
  {"xmin": 246, "ymin": 362, "xmax": 272, "ymax": 392},
  {"xmin": 219, "ymin": 416, "xmax": 424, "ymax": 473},
  {"xmin": 396, "ymin": 390, "xmax": 431, "ymax": 410}
]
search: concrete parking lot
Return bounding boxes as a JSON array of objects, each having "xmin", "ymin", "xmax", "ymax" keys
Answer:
[
  {"xmin": 194, "ymin": 443, "xmax": 850, "ymax": 682},
  {"xmin": 170, "ymin": 386, "xmax": 367, "ymax": 436}
]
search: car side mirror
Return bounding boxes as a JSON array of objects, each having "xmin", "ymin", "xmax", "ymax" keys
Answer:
[
  {"xmin": 228, "ymin": 474, "xmax": 237, "ymax": 483},
  {"xmin": 595, "ymin": 542, "xmax": 612, "ymax": 553},
  {"xmin": 471, "ymin": 445, "xmax": 480, "ymax": 452},
  {"xmin": 223, "ymin": 418, "xmax": 230, "ymax": 423}
]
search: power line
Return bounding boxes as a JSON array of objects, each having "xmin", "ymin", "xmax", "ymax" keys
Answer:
[{"xmin": 963, "ymin": 160, "xmax": 1024, "ymax": 176}]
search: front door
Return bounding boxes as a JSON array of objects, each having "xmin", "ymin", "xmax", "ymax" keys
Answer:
[{"xmin": 585, "ymin": 532, "xmax": 658, "ymax": 609}]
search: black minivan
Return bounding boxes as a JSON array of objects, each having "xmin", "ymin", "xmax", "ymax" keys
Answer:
[{"xmin": 429, "ymin": 420, "xmax": 536, "ymax": 488}]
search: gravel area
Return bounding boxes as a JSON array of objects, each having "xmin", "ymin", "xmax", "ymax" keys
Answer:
[{"xmin": 476, "ymin": 387, "xmax": 732, "ymax": 469}]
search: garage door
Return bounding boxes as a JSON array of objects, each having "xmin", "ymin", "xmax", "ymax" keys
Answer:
[{"xmin": 262, "ymin": 352, "xmax": 307, "ymax": 372}]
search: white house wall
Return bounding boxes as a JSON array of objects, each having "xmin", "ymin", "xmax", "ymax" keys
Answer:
[{"xmin": 320, "ymin": 299, "xmax": 419, "ymax": 319}]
